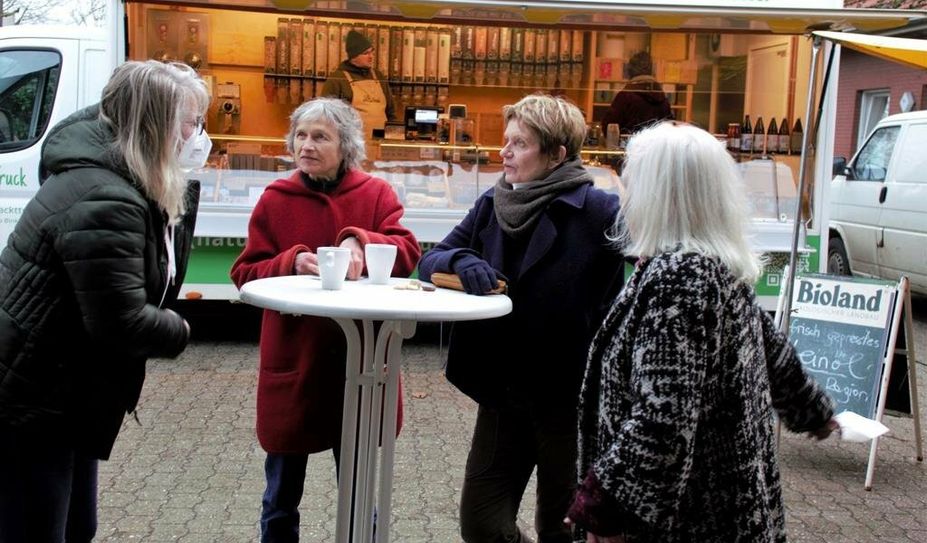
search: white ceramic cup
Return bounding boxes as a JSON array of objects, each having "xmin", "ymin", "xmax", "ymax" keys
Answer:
[
  {"xmin": 317, "ymin": 246, "xmax": 351, "ymax": 290},
  {"xmin": 365, "ymin": 243, "xmax": 397, "ymax": 285}
]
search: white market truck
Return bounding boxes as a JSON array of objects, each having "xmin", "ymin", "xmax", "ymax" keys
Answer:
[
  {"xmin": 1, "ymin": 1, "xmax": 923, "ymax": 307},
  {"xmin": 0, "ymin": 25, "xmax": 109, "ymax": 243}
]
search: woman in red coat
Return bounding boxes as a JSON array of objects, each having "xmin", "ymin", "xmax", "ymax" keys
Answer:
[{"xmin": 230, "ymin": 97, "xmax": 420, "ymax": 543}]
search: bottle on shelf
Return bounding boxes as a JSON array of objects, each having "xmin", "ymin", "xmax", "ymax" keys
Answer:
[
  {"xmin": 740, "ymin": 114, "xmax": 753, "ymax": 154},
  {"xmin": 766, "ymin": 118, "xmax": 777, "ymax": 155},
  {"xmin": 606, "ymin": 123, "xmax": 620, "ymax": 150},
  {"xmin": 778, "ymin": 116, "xmax": 790, "ymax": 154},
  {"xmin": 790, "ymin": 118, "xmax": 804, "ymax": 155},
  {"xmin": 754, "ymin": 116, "xmax": 765, "ymax": 155},
  {"xmin": 727, "ymin": 122, "xmax": 741, "ymax": 153}
]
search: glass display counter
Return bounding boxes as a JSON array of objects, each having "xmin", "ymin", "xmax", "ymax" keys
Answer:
[
  {"xmin": 191, "ymin": 136, "xmax": 801, "ymax": 248},
  {"xmin": 182, "ymin": 135, "xmax": 805, "ymax": 301},
  {"xmin": 184, "ymin": 135, "xmax": 290, "ymax": 238},
  {"xmin": 192, "ymin": 137, "xmax": 624, "ymax": 243},
  {"xmin": 579, "ymin": 148, "xmax": 807, "ymax": 256}
]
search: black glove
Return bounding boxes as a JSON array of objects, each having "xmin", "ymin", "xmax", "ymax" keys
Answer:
[{"xmin": 452, "ymin": 254, "xmax": 503, "ymax": 295}]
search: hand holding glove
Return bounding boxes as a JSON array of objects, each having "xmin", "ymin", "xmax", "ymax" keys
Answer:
[{"xmin": 452, "ymin": 254, "xmax": 505, "ymax": 295}]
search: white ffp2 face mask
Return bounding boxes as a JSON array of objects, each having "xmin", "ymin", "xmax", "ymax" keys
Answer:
[{"xmin": 178, "ymin": 130, "xmax": 212, "ymax": 170}]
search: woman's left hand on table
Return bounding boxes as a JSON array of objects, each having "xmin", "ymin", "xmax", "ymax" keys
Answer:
[
  {"xmin": 294, "ymin": 250, "xmax": 319, "ymax": 276},
  {"xmin": 340, "ymin": 236, "xmax": 365, "ymax": 280}
]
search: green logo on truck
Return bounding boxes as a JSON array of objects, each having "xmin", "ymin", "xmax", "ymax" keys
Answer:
[{"xmin": 1, "ymin": 168, "xmax": 27, "ymax": 187}]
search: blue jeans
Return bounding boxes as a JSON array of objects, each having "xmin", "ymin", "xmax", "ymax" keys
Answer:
[
  {"xmin": 0, "ymin": 427, "xmax": 98, "ymax": 543},
  {"xmin": 260, "ymin": 450, "xmax": 340, "ymax": 543}
]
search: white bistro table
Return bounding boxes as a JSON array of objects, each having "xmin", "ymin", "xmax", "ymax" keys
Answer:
[{"xmin": 239, "ymin": 275, "xmax": 512, "ymax": 543}]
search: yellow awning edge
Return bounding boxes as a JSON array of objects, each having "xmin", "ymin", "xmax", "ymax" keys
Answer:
[{"xmin": 813, "ymin": 30, "xmax": 927, "ymax": 70}]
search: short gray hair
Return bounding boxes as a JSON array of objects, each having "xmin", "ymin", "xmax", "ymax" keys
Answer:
[
  {"xmin": 285, "ymin": 97, "xmax": 366, "ymax": 169},
  {"xmin": 100, "ymin": 60, "xmax": 209, "ymax": 222},
  {"xmin": 502, "ymin": 93, "xmax": 586, "ymax": 160},
  {"xmin": 614, "ymin": 121, "xmax": 763, "ymax": 284}
]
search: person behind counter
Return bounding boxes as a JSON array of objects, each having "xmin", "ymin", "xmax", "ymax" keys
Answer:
[
  {"xmin": 566, "ymin": 121, "xmax": 839, "ymax": 542},
  {"xmin": 320, "ymin": 29, "xmax": 396, "ymax": 138},
  {"xmin": 0, "ymin": 60, "xmax": 209, "ymax": 542},
  {"xmin": 418, "ymin": 93, "xmax": 625, "ymax": 543},
  {"xmin": 229, "ymin": 97, "xmax": 420, "ymax": 543},
  {"xmin": 601, "ymin": 51, "xmax": 673, "ymax": 136}
]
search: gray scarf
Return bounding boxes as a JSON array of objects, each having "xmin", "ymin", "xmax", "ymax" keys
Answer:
[{"xmin": 493, "ymin": 156, "xmax": 592, "ymax": 240}]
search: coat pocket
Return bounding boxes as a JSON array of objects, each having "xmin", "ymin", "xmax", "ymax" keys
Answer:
[{"xmin": 255, "ymin": 368, "xmax": 304, "ymax": 446}]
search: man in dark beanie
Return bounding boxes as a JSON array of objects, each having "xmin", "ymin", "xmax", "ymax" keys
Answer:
[
  {"xmin": 601, "ymin": 50, "xmax": 673, "ymax": 136},
  {"xmin": 320, "ymin": 29, "xmax": 396, "ymax": 137}
]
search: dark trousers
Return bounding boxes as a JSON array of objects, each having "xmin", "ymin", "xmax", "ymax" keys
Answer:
[
  {"xmin": 260, "ymin": 449, "xmax": 341, "ymax": 543},
  {"xmin": 459, "ymin": 401, "xmax": 577, "ymax": 543},
  {"xmin": 0, "ymin": 427, "xmax": 99, "ymax": 543}
]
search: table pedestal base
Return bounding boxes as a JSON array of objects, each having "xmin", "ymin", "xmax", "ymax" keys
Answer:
[{"xmin": 334, "ymin": 318, "xmax": 416, "ymax": 543}]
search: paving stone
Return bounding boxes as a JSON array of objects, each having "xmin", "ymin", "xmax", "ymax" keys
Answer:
[{"xmin": 94, "ymin": 303, "xmax": 927, "ymax": 542}]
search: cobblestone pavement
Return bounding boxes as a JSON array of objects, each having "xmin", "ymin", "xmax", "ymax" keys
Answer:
[{"xmin": 96, "ymin": 304, "xmax": 927, "ymax": 543}]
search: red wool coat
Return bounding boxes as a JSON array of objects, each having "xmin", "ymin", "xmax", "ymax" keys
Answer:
[{"xmin": 230, "ymin": 169, "xmax": 420, "ymax": 454}]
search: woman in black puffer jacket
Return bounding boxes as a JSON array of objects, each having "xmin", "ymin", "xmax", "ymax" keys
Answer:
[{"xmin": 0, "ymin": 60, "xmax": 210, "ymax": 543}]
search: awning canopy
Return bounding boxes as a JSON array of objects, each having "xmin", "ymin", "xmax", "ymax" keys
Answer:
[
  {"xmin": 813, "ymin": 30, "xmax": 927, "ymax": 70},
  {"xmin": 192, "ymin": 0, "xmax": 927, "ymax": 34}
]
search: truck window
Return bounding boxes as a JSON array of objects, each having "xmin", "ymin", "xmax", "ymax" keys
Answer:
[
  {"xmin": 0, "ymin": 49, "xmax": 61, "ymax": 152},
  {"xmin": 893, "ymin": 123, "xmax": 927, "ymax": 185},
  {"xmin": 851, "ymin": 126, "xmax": 898, "ymax": 182}
]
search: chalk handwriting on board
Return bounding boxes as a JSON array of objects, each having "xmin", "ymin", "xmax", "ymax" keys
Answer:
[{"xmin": 789, "ymin": 275, "xmax": 896, "ymax": 419}]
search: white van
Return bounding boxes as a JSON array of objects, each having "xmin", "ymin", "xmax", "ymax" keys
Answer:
[
  {"xmin": 0, "ymin": 25, "xmax": 108, "ymax": 244},
  {"xmin": 829, "ymin": 110, "xmax": 927, "ymax": 294}
]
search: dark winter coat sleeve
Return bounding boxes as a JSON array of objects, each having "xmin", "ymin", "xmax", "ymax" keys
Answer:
[
  {"xmin": 55, "ymin": 182, "xmax": 188, "ymax": 360},
  {"xmin": 761, "ymin": 310, "xmax": 835, "ymax": 432},
  {"xmin": 418, "ymin": 192, "xmax": 493, "ymax": 282}
]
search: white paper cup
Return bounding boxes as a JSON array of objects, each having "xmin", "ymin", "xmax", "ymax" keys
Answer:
[
  {"xmin": 365, "ymin": 243, "xmax": 398, "ymax": 285},
  {"xmin": 317, "ymin": 247, "xmax": 351, "ymax": 290}
]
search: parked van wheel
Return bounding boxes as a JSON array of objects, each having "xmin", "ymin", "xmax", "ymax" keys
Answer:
[{"xmin": 828, "ymin": 237, "xmax": 851, "ymax": 276}]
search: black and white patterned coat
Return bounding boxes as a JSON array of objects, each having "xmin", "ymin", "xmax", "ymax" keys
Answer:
[{"xmin": 576, "ymin": 252, "xmax": 834, "ymax": 542}]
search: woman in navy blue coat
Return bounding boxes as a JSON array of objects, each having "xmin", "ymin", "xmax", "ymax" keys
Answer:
[{"xmin": 418, "ymin": 93, "xmax": 625, "ymax": 543}]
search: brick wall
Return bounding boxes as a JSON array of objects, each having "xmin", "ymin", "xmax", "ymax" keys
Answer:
[
  {"xmin": 844, "ymin": 0, "xmax": 927, "ymax": 8},
  {"xmin": 834, "ymin": 49, "xmax": 927, "ymax": 159}
]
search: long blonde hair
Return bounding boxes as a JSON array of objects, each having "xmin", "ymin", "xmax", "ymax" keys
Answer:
[
  {"xmin": 614, "ymin": 121, "xmax": 764, "ymax": 284},
  {"xmin": 99, "ymin": 61, "xmax": 209, "ymax": 222}
]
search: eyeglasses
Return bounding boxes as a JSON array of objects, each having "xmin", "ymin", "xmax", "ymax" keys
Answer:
[{"xmin": 184, "ymin": 115, "xmax": 205, "ymax": 135}]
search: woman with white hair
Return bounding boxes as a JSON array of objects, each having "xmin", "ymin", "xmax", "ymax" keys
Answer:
[
  {"xmin": 0, "ymin": 60, "xmax": 209, "ymax": 542},
  {"xmin": 566, "ymin": 121, "xmax": 838, "ymax": 542},
  {"xmin": 230, "ymin": 97, "xmax": 420, "ymax": 543}
]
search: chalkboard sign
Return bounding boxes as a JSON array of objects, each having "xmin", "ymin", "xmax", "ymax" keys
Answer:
[
  {"xmin": 788, "ymin": 274, "xmax": 897, "ymax": 419},
  {"xmin": 885, "ymin": 322, "xmax": 912, "ymax": 415}
]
